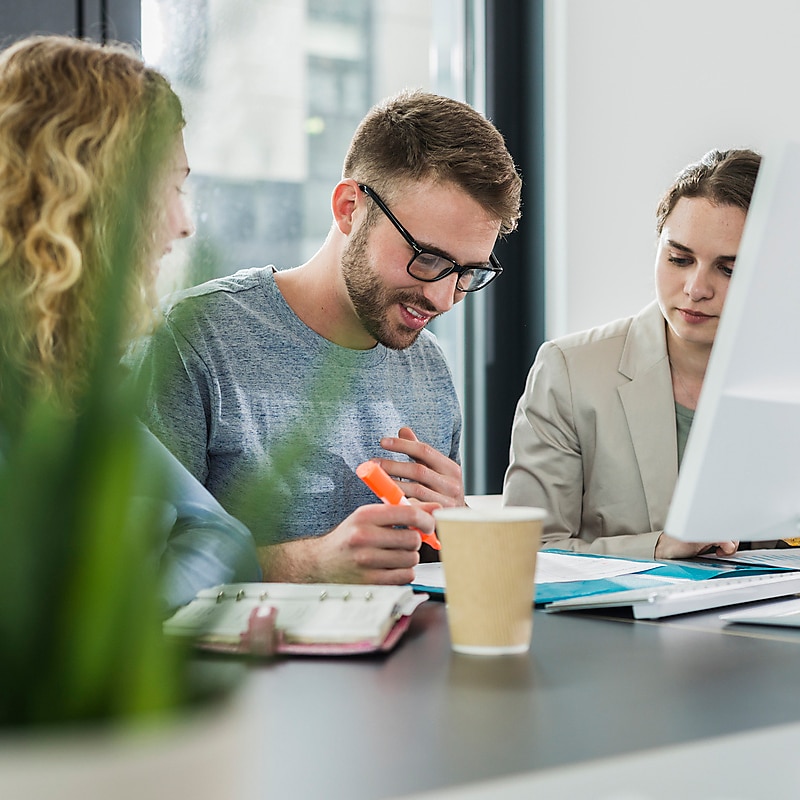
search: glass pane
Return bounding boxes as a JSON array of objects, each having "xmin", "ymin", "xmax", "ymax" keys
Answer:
[
  {"xmin": 142, "ymin": 0, "xmax": 446, "ymax": 288},
  {"xmin": 142, "ymin": 0, "xmax": 480, "ymax": 478}
]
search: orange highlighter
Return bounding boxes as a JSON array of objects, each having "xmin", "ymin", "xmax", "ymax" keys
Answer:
[{"xmin": 356, "ymin": 460, "xmax": 441, "ymax": 550}]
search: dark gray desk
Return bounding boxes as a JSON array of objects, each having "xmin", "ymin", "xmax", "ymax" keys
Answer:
[{"xmin": 244, "ymin": 601, "xmax": 800, "ymax": 799}]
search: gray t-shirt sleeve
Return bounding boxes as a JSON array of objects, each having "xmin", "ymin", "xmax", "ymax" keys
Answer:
[{"xmin": 134, "ymin": 313, "xmax": 214, "ymax": 485}]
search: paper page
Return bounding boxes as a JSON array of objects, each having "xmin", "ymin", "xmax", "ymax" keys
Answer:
[
  {"xmin": 164, "ymin": 583, "xmax": 418, "ymax": 645},
  {"xmin": 412, "ymin": 551, "xmax": 660, "ymax": 590},
  {"xmin": 699, "ymin": 549, "xmax": 800, "ymax": 569},
  {"xmin": 535, "ymin": 552, "xmax": 660, "ymax": 583},
  {"xmin": 164, "ymin": 597, "xmax": 256, "ymax": 639},
  {"xmin": 721, "ymin": 597, "xmax": 800, "ymax": 624},
  {"xmin": 411, "ymin": 563, "xmax": 446, "ymax": 589}
]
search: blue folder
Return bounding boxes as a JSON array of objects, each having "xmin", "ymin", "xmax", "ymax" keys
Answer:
[{"xmin": 412, "ymin": 549, "xmax": 791, "ymax": 606}]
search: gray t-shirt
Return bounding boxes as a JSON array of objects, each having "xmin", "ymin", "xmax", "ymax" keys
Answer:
[
  {"xmin": 135, "ymin": 266, "xmax": 462, "ymax": 545},
  {"xmin": 675, "ymin": 402, "xmax": 695, "ymax": 469}
]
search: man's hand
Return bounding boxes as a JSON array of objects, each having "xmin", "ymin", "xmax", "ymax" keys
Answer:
[
  {"xmin": 655, "ymin": 532, "xmax": 739, "ymax": 560},
  {"xmin": 259, "ymin": 501, "xmax": 439, "ymax": 584},
  {"xmin": 377, "ymin": 426, "xmax": 465, "ymax": 507}
]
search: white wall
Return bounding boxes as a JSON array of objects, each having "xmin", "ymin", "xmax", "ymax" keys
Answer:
[{"xmin": 545, "ymin": 0, "xmax": 800, "ymax": 338}]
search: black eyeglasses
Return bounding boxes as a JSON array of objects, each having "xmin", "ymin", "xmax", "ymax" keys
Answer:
[{"xmin": 357, "ymin": 183, "xmax": 503, "ymax": 292}]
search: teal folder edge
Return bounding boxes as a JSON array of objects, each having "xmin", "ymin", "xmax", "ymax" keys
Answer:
[
  {"xmin": 534, "ymin": 550, "xmax": 792, "ymax": 605},
  {"xmin": 411, "ymin": 549, "xmax": 791, "ymax": 605}
]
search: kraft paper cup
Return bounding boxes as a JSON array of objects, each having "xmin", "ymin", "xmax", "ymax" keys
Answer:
[{"xmin": 434, "ymin": 506, "xmax": 545, "ymax": 656}]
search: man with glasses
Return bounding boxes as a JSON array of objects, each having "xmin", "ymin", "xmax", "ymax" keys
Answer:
[{"xmin": 136, "ymin": 89, "xmax": 521, "ymax": 585}]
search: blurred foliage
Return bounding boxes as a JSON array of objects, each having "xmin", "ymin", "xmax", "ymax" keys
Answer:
[
  {"xmin": 0, "ymin": 362, "xmax": 187, "ymax": 727},
  {"xmin": 0, "ymin": 125, "xmax": 190, "ymax": 729}
]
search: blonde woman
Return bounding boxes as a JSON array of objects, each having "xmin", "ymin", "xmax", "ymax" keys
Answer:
[{"xmin": 0, "ymin": 35, "xmax": 259, "ymax": 610}]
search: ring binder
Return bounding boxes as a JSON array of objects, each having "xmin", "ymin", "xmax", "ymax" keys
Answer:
[{"xmin": 163, "ymin": 583, "xmax": 428, "ymax": 656}]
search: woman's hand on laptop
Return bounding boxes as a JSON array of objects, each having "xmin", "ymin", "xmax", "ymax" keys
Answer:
[{"xmin": 655, "ymin": 533, "xmax": 739, "ymax": 560}]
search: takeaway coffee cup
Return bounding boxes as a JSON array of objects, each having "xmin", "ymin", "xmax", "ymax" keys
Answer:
[{"xmin": 434, "ymin": 506, "xmax": 545, "ymax": 655}]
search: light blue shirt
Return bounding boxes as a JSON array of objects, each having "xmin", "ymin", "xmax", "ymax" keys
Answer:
[{"xmin": 137, "ymin": 423, "xmax": 261, "ymax": 612}]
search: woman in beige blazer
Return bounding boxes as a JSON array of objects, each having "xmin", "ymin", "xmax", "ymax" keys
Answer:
[{"xmin": 504, "ymin": 149, "xmax": 761, "ymax": 559}]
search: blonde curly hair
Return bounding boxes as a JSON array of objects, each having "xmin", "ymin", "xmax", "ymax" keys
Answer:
[{"xmin": 0, "ymin": 35, "xmax": 185, "ymax": 408}]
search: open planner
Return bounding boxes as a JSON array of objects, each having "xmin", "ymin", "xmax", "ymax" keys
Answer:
[{"xmin": 163, "ymin": 583, "xmax": 427, "ymax": 656}]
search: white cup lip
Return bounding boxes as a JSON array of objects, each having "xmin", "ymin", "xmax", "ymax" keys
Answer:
[
  {"xmin": 451, "ymin": 642, "xmax": 531, "ymax": 656},
  {"xmin": 433, "ymin": 506, "xmax": 547, "ymax": 523}
]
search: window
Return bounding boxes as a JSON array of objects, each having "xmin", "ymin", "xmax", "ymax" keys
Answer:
[{"xmin": 142, "ymin": 0, "xmax": 486, "ymax": 482}]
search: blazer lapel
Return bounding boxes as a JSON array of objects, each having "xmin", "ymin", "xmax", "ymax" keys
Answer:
[{"xmin": 617, "ymin": 302, "xmax": 678, "ymax": 530}]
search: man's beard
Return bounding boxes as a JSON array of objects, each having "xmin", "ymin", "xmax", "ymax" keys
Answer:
[{"xmin": 341, "ymin": 225, "xmax": 437, "ymax": 350}]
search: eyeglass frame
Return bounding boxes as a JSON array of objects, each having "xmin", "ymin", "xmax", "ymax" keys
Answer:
[{"xmin": 356, "ymin": 183, "xmax": 503, "ymax": 293}]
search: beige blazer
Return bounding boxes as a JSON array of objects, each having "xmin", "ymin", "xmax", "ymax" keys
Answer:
[{"xmin": 503, "ymin": 302, "xmax": 677, "ymax": 558}]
